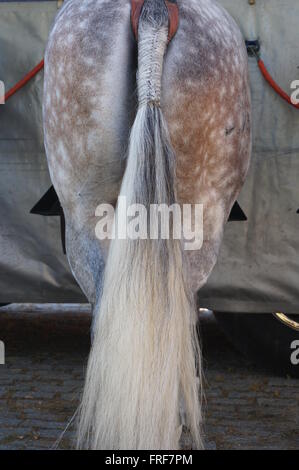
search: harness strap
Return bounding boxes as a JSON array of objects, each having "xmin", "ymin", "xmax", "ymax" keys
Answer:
[
  {"xmin": 257, "ymin": 59, "xmax": 299, "ymax": 110},
  {"xmin": 246, "ymin": 40, "xmax": 299, "ymax": 110},
  {"xmin": 131, "ymin": 0, "xmax": 179, "ymax": 43},
  {"xmin": 1, "ymin": 59, "xmax": 44, "ymax": 103}
]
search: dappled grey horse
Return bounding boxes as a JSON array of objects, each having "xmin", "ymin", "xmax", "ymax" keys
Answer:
[{"xmin": 43, "ymin": 0, "xmax": 251, "ymax": 449}]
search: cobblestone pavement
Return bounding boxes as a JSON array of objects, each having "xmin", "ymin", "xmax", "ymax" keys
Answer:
[{"xmin": 0, "ymin": 304, "xmax": 298, "ymax": 450}]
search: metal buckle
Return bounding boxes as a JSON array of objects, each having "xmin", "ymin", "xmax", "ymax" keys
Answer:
[
  {"xmin": 245, "ymin": 39, "xmax": 260, "ymax": 59},
  {"xmin": 273, "ymin": 312, "xmax": 299, "ymax": 331}
]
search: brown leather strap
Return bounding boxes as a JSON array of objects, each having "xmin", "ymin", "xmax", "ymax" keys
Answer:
[
  {"xmin": 131, "ymin": 0, "xmax": 143, "ymax": 40},
  {"xmin": 165, "ymin": 1, "xmax": 179, "ymax": 42},
  {"xmin": 131, "ymin": 0, "xmax": 179, "ymax": 44}
]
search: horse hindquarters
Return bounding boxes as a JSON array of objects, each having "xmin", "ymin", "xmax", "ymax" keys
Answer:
[{"xmin": 44, "ymin": 0, "xmax": 251, "ymax": 451}]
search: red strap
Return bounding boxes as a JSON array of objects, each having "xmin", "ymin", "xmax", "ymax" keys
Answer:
[
  {"xmin": 258, "ymin": 58, "xmax": 299, "ymax": 110},
  {"xmin": 131, "ymin": 0, "xmax": 179, "ymax": 43},
  {"xmin": 1, "ymin": 59, "xmax": 44, "ymax": 103}
]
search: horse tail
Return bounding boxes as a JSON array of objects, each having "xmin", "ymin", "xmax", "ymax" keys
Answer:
[{"xmin": 77, "ymin": 0, "xmax": 202, "ymax": 449}]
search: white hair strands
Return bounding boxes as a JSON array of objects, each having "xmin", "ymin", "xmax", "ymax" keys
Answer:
[{"xmin": 77, "ymin": 0, "xmax": 203, "ymax": 450}]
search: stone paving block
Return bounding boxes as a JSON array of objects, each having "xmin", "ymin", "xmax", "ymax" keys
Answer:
[{"xmin": 0, "ymin": 304, "xmax": 298, "ymax": 450}]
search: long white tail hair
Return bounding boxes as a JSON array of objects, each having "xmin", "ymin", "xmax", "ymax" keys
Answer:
[{"xmin": 77, "ymin": 0, "xmax": 202, "ymax": 450}]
